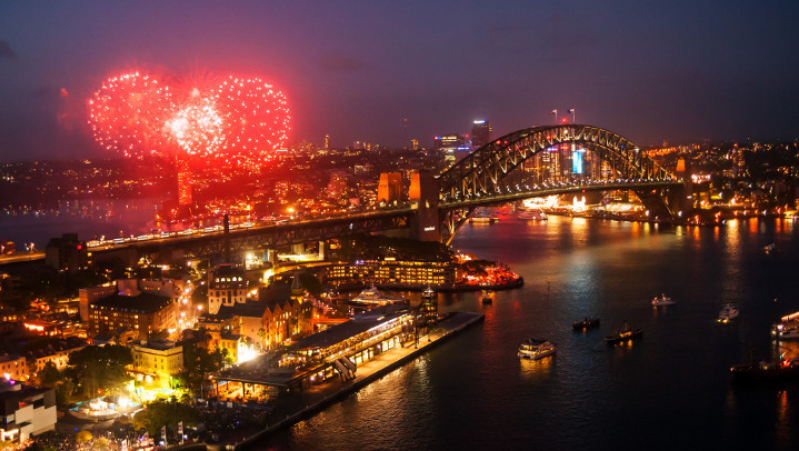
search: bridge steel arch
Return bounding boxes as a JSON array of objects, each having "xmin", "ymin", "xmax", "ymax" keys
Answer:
[{"xmin": 436, "ymin": 124, "xmax": 680, "ymax": 244}]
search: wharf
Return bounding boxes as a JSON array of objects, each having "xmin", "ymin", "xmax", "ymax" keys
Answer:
[{"xmin": 216, "ymin": 311, "xmax": 484, "ymax": 450}]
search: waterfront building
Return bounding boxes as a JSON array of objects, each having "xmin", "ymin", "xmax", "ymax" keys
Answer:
[
  {"xmin": 0, "ymin": 381, "xmax": 56, "ymax": 442},
  {"xmin": 127, "ymin": 339, "xmax": 184, "ymax": 385},
  {"xmin": 208, "ymin": 264, "xmax": 248, "ymax": 315},
  {"xmin": 88, "ymin": 280, "xmax": 177, "ymax": 341},
  {"xmin": 326, "ymin": 258, "xmax": 455, "ymax": 288}
]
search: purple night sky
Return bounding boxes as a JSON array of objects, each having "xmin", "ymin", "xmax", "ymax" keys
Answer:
[{"xmin": 1, "ymin": 0, "xmax": 798, "ymax": 161}]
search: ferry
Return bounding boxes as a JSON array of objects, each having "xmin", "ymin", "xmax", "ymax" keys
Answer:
[
  {"xmin": 573, "ymin": 317, "xmax": 600, "ymax": 331},
  {"xmin": 731, "ymin": 358, "xmax": 799, "ymax": 385},
  {"xmin": 717, "ymin": 303, "xmax": 739, "ymax": 323},
  {"xmin": 518, "ymin": 339, "xmax": 556, "ymax": 360},
  {"xmin": 349, "ymin": 285, "xmax": 407, "ymax": 306},
  {"xmin": 772, "ymin": 310, "xmax": 799, "ymax": 340},
  {"xmin": 518, "ymin": 209, "xmax": 548, "ymax": 220},
  {"xmin": 651, "ymin": 293, "xmax": 675, "ymax": 306},
  {"xmin": 605, "ymin": 321, "xmax": 643, "ymax": 345},
  {"xmin": 470, "ymin": 208, "xmax": 498, "ymax": 223}
]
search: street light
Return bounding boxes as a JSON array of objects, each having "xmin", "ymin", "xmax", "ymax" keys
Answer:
[
  {"xmin": 568, "ymin": 108, "xmax": 576, "ymax": 123},
  {"xmin": 550, "ymin": 109, "xmax": 558, "ymax": 124}
]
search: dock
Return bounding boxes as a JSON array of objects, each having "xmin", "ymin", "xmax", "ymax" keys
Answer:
[{"xmin": 215, "ymin": 311, "xmax": 484, "ymax": 450}]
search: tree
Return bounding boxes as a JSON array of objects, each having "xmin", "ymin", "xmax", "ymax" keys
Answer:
[
  {"xmin": 182, "ymin": 346, "xmax": 226, "ymax": 397},
  {"xmin": 132, "ymin": 399, "xmax": 199, "ymax": 436},
  {"xmin": 68, "ymin": 345, "xmax": 133, "ymax": 398}
]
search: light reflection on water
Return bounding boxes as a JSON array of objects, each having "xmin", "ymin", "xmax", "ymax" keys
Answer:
[{"xmin": 259, "ymin": 216, "xmax": 799, "ymax": 451}]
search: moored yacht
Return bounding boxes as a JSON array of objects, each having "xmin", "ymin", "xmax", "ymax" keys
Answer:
[
  {"xmin": 717, "ymin": 303, "xmax": 739, "ymax": 323},
  {"xmin": 771, "ymin": 310, "xmax": 799, "ymax": 340},
  {"xmin": 605, "ymin": 321, "xmax": 643, "ymax": 345},
  {"xmin": 518, "ymin": 339, "xmax": 556, "ymax": 360},
  {"xmin": 350, "ymin": 284, "xmax": 407, "ymax": 306},
  {"xmin": 651, "ymin": 293, "xmax": 675, "ymax": 306}
]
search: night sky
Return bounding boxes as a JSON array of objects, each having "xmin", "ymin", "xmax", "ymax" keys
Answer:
[{"xmin": 1, "ymin": 1, "xmax": 798, "ymax": 161}]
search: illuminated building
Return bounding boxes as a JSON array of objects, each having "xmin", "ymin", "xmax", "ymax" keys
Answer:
[
  {"xmin": 411, "ymin": 138, "xmax": 419, "ymax": 151},
  {"xmin": 434, "ymin": 134, "xmax": 470, "ymax": 164},
  {"xmin": 127, "ymin": 339, "xmax": 184, "ymax": 384},
  {"xmin": 0, "ymin": 381, "xmax": 56, "ymax": 442},
  {"xmin": 208, "ymin": 265, "xmax": 248, "ymax": 315},
  {"xmin": 21, "ymin": 337, "xmax": 87, "ymax": 379},
  {"xmin": 286, "ymin": 309, "xmax": 415, "ymax": 386},
  {"xmin": 177, "ymin": 159, "xmax": 192, "ymax": 207},
  {"xmin": 88, "ymin": 280, "xmax": 177, "ymax": 341},
  {"xmin": 327, "ymin": 259, "xmax": 455, "ymax": 288},
  {"xmin": 327, "ymin": 171, "xmax": 349, "ymax": 199},
  {"xmin": 377, "ymin": 172, "xmax": 403, "ymax": 205},
  {"xmin": 471, "ymin": 119, "xmax": 491, "ymax": 149},
  {"xmin": 324, "ymin": 134, "xmax": 330, "ymax": 150},
  {"xmin": 0, "ymin": 355, "xmax": 27, "ymax": 382}
]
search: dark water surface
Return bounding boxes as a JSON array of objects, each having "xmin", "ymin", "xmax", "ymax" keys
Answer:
[{"xmin": 259, "ymin": 216, "xmax": 799, "ymax": 451}]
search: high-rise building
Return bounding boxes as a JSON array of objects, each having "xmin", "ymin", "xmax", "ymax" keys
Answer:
[
  {"xmin": 411, "ymin": 139, "xmax": 419, "ymax": 151},
  {"xmin": 324, "ymin": 134, "xmax": 330, "ymax": 150},
  {"xmin": 471, "ymin": 120, "xmax": 492, "ymax": 149}
]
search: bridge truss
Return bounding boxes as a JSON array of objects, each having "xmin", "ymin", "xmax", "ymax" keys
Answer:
[{"xmin": 436, "ymin": 125, "xmax": 681, "ymax": 244}]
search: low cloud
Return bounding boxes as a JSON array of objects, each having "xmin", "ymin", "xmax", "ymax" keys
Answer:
[{"xmin": 0, "ymin": 40, "xmax": 17, "ymax": 60}]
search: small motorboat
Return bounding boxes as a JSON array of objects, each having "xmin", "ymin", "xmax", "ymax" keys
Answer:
[
  {"xmin": 717, "ymin": 303, "xmax": 739, "ymax": 323},
  {"xmin": 651, "ymin": 293, "xmax": 675, "ymax": 306},
  {"xmin": 481, "ymin": 290, "xmax": 494, "ymax": 304},
  {"xmin": 764, "ymin": 243, "xmax": 776, "ymax": 253},
  {"xmin": 573, "ymin": 317, "xmax": 600, "ymax": 331},
  {"xmin": 605, "ymin": 321, "xmax": 643, "ymax": 345},
  {"xmin": 518, "ymin": 339, "xmax": 556, "ymax": 360}
]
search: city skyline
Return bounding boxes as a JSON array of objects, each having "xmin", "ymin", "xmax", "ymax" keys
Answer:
[{"xmin": 1, "ymin": 1, "xmax": 799, "ymax": 162}]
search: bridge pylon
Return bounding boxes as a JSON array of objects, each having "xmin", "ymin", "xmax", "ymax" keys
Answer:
[{"xmin": 409, "ymin": 170, "xmax": 441, "ymax": 242}]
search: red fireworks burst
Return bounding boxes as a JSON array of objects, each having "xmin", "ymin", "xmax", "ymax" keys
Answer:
[
  {"xmin": 215, "ymin": 76, "xmax": 291, "ymax": 158},
  {"xmin": 88, "ymin": 72, "xmax": 175, "ymax": 157},
  {"xmin": 88, "ymin": 70, "xmax": 290, "ymax": 161},
  {"xmin": 167, "ymin": 97, "xmax": 226, "ymax": 156}
]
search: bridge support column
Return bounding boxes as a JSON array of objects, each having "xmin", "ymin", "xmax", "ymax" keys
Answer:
[
  {"xmin": 267, "ymin": 249, "xmax": 278, "ymax": 269},
  {"xmin": 409, "ymin": 171, "xmax": 441, "ymax": 242},
  {"xmin": 318, "ymin": 241, "xmax": 326, "ymax": 260}
]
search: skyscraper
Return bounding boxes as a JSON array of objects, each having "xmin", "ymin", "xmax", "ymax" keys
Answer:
[{"xmin": 471, "ymin": 119, "xmax": 492, "ymax": 149}]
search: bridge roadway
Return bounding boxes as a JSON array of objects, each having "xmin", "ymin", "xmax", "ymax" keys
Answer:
[
  {"xmin": 0, "ymin": 179, "xmax": 681, "ymax": 265},
  {"xmin": 439, "ymin": 178, "xmax": 681, "ymax": 209}
]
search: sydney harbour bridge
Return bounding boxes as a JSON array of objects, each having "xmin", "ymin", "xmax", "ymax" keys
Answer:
[{"xmin": 57, "ymin": 124, "xmax": 687, "ymax": 263}]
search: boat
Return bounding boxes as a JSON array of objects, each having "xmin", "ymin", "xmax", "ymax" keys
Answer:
[
  {"xmin": 605, "ymin": 321, "xmax": 643, "ymax": 345},
  {"xmin": 481, "ymin": 290, "xmax": 494, "ymax": 304},
  {"xmin": 573, "ymin": 317, "xmax": 600, "ymax": 331},
  {"xmin": 470, "ymin": 208, "xmax": 498, "ymax": 223},
  {"xmin": 731, "ymin": 358, "xmax": 799, "ymax": 385},
  {"xmin": 717, "ymin": 303, "xmax": 739, "ymax": 323},
  {"xmin": 764, "ymin": 243, "xmax": 776, "ymax": 252},
  {"xmin": 518, "ymin": 339, "xmax": 556, "ymax": 360},
  {"xmin": 518, "ymin": 209, "xmax": 548, "ymax": 220},
  {"xmin": 349, "ymin": 284, "xmax": 407, "ymax": 306},
  {"xmin": 651, "ymin": 293, "xmax": 675, "ymax": 306},
  {"xmin": 771, "ymin": 310, "xmax": 799, "ymax": 340}
]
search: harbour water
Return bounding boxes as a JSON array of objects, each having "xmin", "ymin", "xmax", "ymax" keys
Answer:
[{"xmin": 259, "ymin": 216, "xmax": 799, "ymax": 451}]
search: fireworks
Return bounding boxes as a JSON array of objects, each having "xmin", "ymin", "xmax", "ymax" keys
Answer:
[
  {"xmin": 88, "ymin": 72, "xmax": 175, "ymax": 157},
  {"xmin": 168, "ymin": 97, "xmax": 225, "ymax": 156},
  {"xmin": 215, "ymin": 76, "xmax": 291, "ymax": 158},
  {"xmin": 88, "ymin": 70, "xmax": 290, "ymax": 161}
]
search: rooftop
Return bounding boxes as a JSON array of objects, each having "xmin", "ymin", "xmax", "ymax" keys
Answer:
[
  {"xmin": 90, "ymin": 291, "xmax": 172, "ymax": 313},
  {"xmin": 290, "ymin": 310, "xmax": 406, "ymax": 351}
]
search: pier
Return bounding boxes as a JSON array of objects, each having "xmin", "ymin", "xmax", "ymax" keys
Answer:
[{"xmin": 213, "ymin": 311, "xmax": 485, "ymax": 450}]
